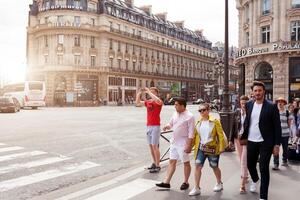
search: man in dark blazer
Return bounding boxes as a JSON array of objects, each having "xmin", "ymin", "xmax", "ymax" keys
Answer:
[{"xmin": 241, "ymin": 81, "xmax": 281, "ymax": 200}]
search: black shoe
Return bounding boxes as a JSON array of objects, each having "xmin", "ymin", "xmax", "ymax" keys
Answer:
[
  {"xmin": 180, "ymin": 182, "xmax": 189, "ymax": 190},
  {"xmin": 272, "ymin": 165, "xmax": 279, "ymax": 170},
  {"xmin": 150, "ymin": 166, "xmax": 161, "ymax": 173},
  {"xmin": 147, "ymin": 163, "xmax": 156, "ymax": 170},
  {"xmin": 156, "ymin": 182, "xmax": 170, "ymax": 189}
]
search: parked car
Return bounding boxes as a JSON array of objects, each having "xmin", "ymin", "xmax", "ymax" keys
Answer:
[
  {"xmin": 192, "ymin": 98, "xmax": 205, "ymax": 104},
  {"xmin": 0, "ymin": 96, "xmax": 21, "ymax": 113}
]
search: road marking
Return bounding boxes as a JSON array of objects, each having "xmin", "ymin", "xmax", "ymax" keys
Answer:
[
  {"xmin": 0, "ymin": 161, "xmax": 99, "ymax": 192},
  {"xmin": 0, "ymin": 151, "xmax": 47, "ymax": 162},
  {"xmin": 0, "ymin": 156, "xmax": 72, "ymax": 175},
  {"xmin": 0, "ymin": 146, "xmax": 24, "ymax": 153},
  {"xmin": 85, "ymin": 178, "xmax": 157, "ymax": 200},
  {"xmin": 0, "ymin": 143, "xmax": 6, "ymax": 146},
  {"xmin": 55, "ymin": 166, "xmax": 145, "ymax": 200}
]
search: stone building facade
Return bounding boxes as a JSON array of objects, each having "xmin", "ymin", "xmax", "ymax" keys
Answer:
[
  {"xmin": 27, "ymin": 0, "xmax": 216, "ymax": 106},
  {"xmin": 236, "ymin": 0, "xmax": 300, "ymax": 101}
]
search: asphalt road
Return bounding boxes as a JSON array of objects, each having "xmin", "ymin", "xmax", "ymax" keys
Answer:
[{"xmin": 0, "ymin": 105, "xmax": 203, "ymax": 200}]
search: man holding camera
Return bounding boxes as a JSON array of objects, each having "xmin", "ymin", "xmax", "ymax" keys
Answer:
[{"xmin": 136, "ymin": 87, "xmax": 163, "ymax": 173}]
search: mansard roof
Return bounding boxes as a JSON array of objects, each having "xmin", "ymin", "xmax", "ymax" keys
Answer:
[{"xmin": 104, "ymin": 0, "xmax": 212, "ymax": 49}]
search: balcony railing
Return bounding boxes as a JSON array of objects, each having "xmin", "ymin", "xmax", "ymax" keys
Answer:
[
  {"xmin": 109, "ymin": 67, "xmax": 211, "ymax": 82},
  {"xmin": 109, "ymin": 28, "xmax": 214, "ymax": 59},
  {"xmin": 38, "ymin": 4, "xmax": 98, "ymax": 13}
]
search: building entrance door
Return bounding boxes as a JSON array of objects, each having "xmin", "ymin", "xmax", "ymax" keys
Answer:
[
  {"xmin": 254, "ymin": 62, "xmax": 273, "ymax": 101},
  {"xmin": 109, "ymin": 89, "xmax": 118, "ymax": 103}
]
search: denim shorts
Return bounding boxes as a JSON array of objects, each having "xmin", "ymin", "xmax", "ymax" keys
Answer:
[{"xmin": 195, "ymin": 149, "xmax": 220, "ymax": 168}]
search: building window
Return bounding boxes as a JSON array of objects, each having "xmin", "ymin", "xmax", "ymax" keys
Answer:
[
  {"xmin": 44, "ymin": 36, "xmax": 48, "ymax": 47},
  {"xmin": 291, "ymin": 21, "xmax": 300, "ymax": 41},
  {"xmin": 109, "ymin": 21, "xmax": 113, "ymax": 31},
  {"xmin": 91, "ymin": 37, "xmax": 95, "ymax": 48},
  {"xmin": 91, "ymin": 18, "xmax": 95, "ymax": 26},
  {"xmin": 245, "ymin": 4, "xmax": 250, "ymax": 22},
  {"xmin": 58, "ymin": 34, "xmax": 64, "ymax": 44},
  {"xmin": 88, "ymin": 2, "xmax": 97, "ymax": 12},
  {"xmin": 44, "ymin": 0, "xmax": 50, "ymax": 9},
  {"xmin": 44, "ymin": 55, "xmax": 48, "ymax": 64},
  {"xmin": 56, "ymin": 0, "xmax": 65, "ymax": 7},
  {"xmin": 74, "ymin": 16, "xmax": 80, "ymax": 26},
  {"xmin": 74, "ymin": 0, "xmax": 81, "ymax": 8},
  {"xmin": 57, "ymin": 15, "xmax": 64, "ymax": 25},
  {"xmin": 45, "ymin": 17, "xmax": 49, "ymax": 24},
  {"xmin": 261, "ymin": 26, "xmax": 270, "ymax": 43},
  {"xmin": 109, "ymin": 77, "xmax": 122, "ymax": 86},
  {"xmin": 262, "ymin": 0, "xmax": 271, "ymax": 15},
  {"xmin": 292, "ymin": 0, "xmax": 300, "ymax": 8},
  {"xmin": 74, "ymin": 35, "xmax": 80, "ymax": 46},
  {"xmin": 118, "ymin": 60, "xmax": 121, "ymax": 69},
  {"xmin": 57, "ymin": 55, "xmax": 63, "ymax": 65},
  {"xmin": 91, "ymin": 56, "xmax": 96, "ymax": 67},
  {"xmin": 118, "ymin": 41, "xmax": 121, "ymax": 51},
  {"xmin": 74, "ymin": 55, "xmax": 81, "ymax": 65},
  {"xmin": 109, "ymin": 39, "xmax": 113, "ymax": 50},
  {"xmin": 246, "ymin": 32, "xmax": 250, "ymax": 46}
]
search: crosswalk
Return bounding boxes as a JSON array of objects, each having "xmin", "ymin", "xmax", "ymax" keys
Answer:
[{"xmin": 0, "ymin": 143, "xmax": 100, "ymax": 199}]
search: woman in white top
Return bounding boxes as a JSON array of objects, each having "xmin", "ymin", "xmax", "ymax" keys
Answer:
[
  {"xmin": 230, "ymin": 95, "xmax": 249, "ymax": 194},
  {"xmin": 189, "ymin": 103, "xmax": 228, "ymax": 196}
]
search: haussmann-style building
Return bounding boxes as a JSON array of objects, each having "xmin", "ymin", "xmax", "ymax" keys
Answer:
[
  {"xmin": 236, "ymin": 0, "xmax": 300, "ymax": 101},
  {"xmin": 27, "ymin": 0, "xmax": 216, "ymax": 106}
]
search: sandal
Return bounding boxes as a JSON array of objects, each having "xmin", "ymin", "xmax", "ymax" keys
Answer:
[{"xmin": 239, "ymin": 186, "xmax": 246, "ymax": 194}]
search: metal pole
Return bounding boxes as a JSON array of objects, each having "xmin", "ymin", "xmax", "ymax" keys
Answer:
[
  {"xmin": 219, "ymin": 0, "xmax": 234, "ymax": 150},
  {"xmin": 222, "ymin": 0, "xmax": 230, "ymax": 112}
]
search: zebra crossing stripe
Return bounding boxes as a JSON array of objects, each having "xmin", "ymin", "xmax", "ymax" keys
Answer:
[
  {"xmin": 0, "ymin": 161, "xmax": 99, "ymax": 192},
  {"xmin": 0, "ymin": 151, "xmax": 47, "ymax": 162},
  {"xmin": 0, "ymin": 143, "xmax": 6, "ymax": 146},
  {"xmin": 0, "ymin": 156, "xmax": 72, "ymax": 175},
  {"xmin": 0, "ymin": 146, "xmax": 24, "ymax": 153},
  {"xmin": 84, "ymin": 178, "xmax": 157, "ymax": 200}
]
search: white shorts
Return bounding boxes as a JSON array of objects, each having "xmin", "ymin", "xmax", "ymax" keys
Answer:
[{"xmin": 169, "ymin": 144, "xmax": 190, "ymax": 163}]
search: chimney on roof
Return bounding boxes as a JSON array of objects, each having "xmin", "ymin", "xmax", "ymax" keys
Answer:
[
  {"xmin": 174, "ymin": 21, "xmax": 184, "ymax": 28},
  {"xmin": 195, "ymin": 29, "xmax": 203, "ymax": 36},
  {"xmin": 124, "ymin": 0, "xmax": 134, "ymax": 7},
  {"xmin": 155, "ymin": 12, "xmax": 167, "ymax": 21},
  {"xmin": 139, "ymin": 5, "xmax": 152, "ymax": 15}
]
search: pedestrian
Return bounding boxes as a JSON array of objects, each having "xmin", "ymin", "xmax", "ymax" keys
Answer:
[
  {"xmin": 272, "ymin": 97, "xmax": 290, "ymax": 170},
  {"xmin": 229, "ymin": 95, "xmax": 249, "ymax": 194},
  {"xmin": 288, "ymin": 104, "xmax": 297, "ymax": 142},
  {"xmin": 240, "ymin": 81, "xmax": 281, "ymax": 200},
  {"xmin": 189, "ymin": 103, "xmax": 228, "ymax": 196},
  {"xmin": 136, "ymin": 87, "xmax": 163, "ymax": 173},
  {"xmin": 155, "ymin": 97, "xmax": 194, "ymax": 190}
]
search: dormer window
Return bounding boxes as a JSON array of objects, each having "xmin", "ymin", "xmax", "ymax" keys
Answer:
[
  {"xmin": 45, "ymin": 0, "xmax": 50, "ymax": 9},
  {"xmin": 74, "ymin": 0, "xmax": 81, "ymax": 8}
]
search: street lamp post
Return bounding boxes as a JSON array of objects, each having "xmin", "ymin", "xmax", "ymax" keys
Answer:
[{"xmin": 219, "ymin": 0, "xmax": 235, "ymax": 145}]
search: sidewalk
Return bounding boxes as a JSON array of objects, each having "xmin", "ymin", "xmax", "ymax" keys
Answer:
[{"xmin": 36, "ymin": 151, "xmax": 300, "ymax": 200}]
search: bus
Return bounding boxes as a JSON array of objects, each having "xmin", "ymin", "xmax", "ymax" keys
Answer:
[{"xmin": 3, "ymin": 81, "xmax": 46, "ymax": 109}]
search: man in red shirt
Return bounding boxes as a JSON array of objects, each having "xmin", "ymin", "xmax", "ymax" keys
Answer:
[{"xmin": 136, "ymin": 87, "xmax": 163, "ymax": 173}]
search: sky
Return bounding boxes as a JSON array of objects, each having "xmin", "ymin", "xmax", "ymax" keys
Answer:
[{"xmin": 0, "ymin": 0, "xmax": 238, "ymax": 84}]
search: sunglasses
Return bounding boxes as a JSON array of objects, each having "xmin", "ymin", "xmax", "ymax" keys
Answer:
[{"xmin": 198, "ymin": 109, "xmax": 207, "ymax": 113}]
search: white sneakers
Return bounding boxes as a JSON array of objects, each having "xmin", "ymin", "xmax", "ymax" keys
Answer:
[
  {"xmin": 249, "ymin": 181, "xmax": 257, "ymax": 193},
  {"xmin": 189, "ymin": 182, "xmax": 223, "ymax": 196},
  {"xmin": 213, "ymin": 182, "xmax": 223, "ymax": 192},
  {"xmin": 188, "ymin": 187, "xmax": 201, "ymax": 196}
]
